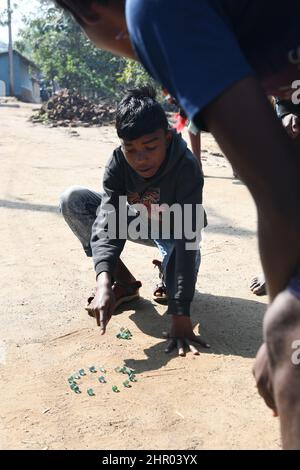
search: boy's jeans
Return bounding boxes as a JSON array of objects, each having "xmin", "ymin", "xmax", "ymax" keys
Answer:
[{"xmin": 59, "ymin": 186, "xmax": 200, "ymax": 281}]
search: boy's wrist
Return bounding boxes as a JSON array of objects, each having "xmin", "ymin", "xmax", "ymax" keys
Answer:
[
  {"xmin": 167, "ymin": 299, "xmax": 191, "ymax": 317},
  {"xmin": 97, "ymin": 271, "xmax": 112, "ymax": 288},
  {"xmin": 170, "ymin": 315, "xmax": 194, "ymax": 338}
]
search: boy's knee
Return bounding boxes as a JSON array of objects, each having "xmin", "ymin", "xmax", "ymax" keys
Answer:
[
  {"xmin": 59, "ymin": 186, "xmax": 86, "ymax": 214},
  {"xmin": 264, "ymin": 291, "xmax": 300, "ymax": 365}
]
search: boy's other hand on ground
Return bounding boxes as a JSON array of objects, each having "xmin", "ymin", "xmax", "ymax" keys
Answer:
[
  {"xmin": 163, "ymin": 316, "xmax": 210, "ymax": 357},
  {"xmin": 89, "ymin": 273, "xmax": 115, "ymax": 335},
  {"xmin": 253, "ymin": 343, "xmax": 278, "ymax": 417}
]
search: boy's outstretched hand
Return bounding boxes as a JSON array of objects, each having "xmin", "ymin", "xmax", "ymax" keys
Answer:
[
  {"xmin": 88, "ymin": 272, "xmax": 115, "ymax": 335},
  {"xmin": 164, "ymin": 316, "xmax": 210, "ymax": 357}
]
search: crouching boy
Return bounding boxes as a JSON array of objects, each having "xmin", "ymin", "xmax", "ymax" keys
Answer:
[{"xmin": 60, "ymin": 87, "xmax": 208, "ymax": 356}]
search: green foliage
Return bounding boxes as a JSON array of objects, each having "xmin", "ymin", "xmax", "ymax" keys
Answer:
[
  {"xmin": 0, "ymin": 9, "xmax": 8, "ymax": 28},
  {"xmin": 0, "ymin": 2, "xmax": 19, "ymax": 29},
  {"xmin": 15, "ymin": 4, "xmax": 126, "ymax": 98},
  {"xmin": 118, "ymin": 59, "xmax": 157, "ymax": 88},
  {"xmin": 14, "ymin": 1, "xmax": 161, "ymax": 100}
]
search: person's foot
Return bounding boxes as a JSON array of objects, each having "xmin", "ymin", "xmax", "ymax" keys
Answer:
[
  {"xmin": 152, "ymin": 259, "xmax": 168, "ymax": 305},
  {"xmin": 153, "ymin": 282, "xmax": 168, "ymax": 304},
  {"xmin": 112, "ymin": 280, "xmax": 142, "ymax": 310},
  {"xmin": 85, "ymin": 280, "xmax": 142, "ymax": 315},
  {"xmin": 250, "ymin": 274, "xmax": 267, "ymax": 296}
]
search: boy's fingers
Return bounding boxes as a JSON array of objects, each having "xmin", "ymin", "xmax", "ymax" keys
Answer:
[
  {"xmin": 186, "ymin": 340, "xmax": 200, "ymax": 355},
  {"xmin": 165, "ymin": 338, "xmax": 176, "ymax": 354},
  {"xmin": 99, "ymin": 308, "xmax": 108, "ymax": 335},
  {"xmin": 177, "ymin": 339, "xmax": 185, "ymax": 357},
  {"xmin": 100, "ymin": 321, "xmax": 106, "ymax": 335},
  {"xmin": 85, "ymin": 307, "xmax": 95, "ymax": 317},
  {"xmin": 95, "ymin": 309, "xmax": 100, "ymax": 327}
]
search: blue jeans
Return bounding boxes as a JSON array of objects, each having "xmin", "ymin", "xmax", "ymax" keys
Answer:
[
  {"xmin": 154, "ymin": 239, "xmax": 201, "ymax": 283},
  {"xmin": 59, "ymin": 186, "xmax": 200, "ymax": 280}
]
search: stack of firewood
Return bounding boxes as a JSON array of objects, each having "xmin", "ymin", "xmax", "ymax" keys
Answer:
[{"xmin": 31, "ymin": 89, "xmax": 116, "ymax": 127}]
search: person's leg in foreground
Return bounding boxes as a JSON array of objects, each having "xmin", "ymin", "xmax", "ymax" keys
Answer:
[
  {"xmin": 250, "ymin": 111, "xmax": 300, "ymax": 298},
  {"xmin": 202, "ymin": 77, "xmax": 300, "ymax": 449}
]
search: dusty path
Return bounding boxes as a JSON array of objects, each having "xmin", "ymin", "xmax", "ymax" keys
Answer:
[{"xmin": 0, "ymin": 102, "xmax": 280, "ymax": 450}]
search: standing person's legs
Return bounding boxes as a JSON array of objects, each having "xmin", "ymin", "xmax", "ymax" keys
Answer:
[
  {"xmin": 188, "ymin": 131, "xmax": 201, "ymax": 161},
  {"xmin": 188, "ymin": 126, "xmax": 203, "ymax": 175}
]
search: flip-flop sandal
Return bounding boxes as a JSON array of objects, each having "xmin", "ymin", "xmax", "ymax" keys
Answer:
[
  {"xmin": 85, "ymin": 282, "xmax": 142, "ymax": 315},
  {"xmin": 153, "ymin": 282, "xmax": 168, "ymax": 305},
  {"xmin": 152, "ymin": 259, "xmax": 168, "ymax": 305},
  {"xmin": 112, "ymin": 280, "xmax": 142, "ymax": 310}
]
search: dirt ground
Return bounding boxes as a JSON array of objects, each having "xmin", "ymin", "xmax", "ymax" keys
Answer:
[{"xmin": 0, "ymin": 101, "xmax": 280, "ymax": 450}]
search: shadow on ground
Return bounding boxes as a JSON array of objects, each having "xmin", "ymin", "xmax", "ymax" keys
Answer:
[
  {"xmin": 0, "ymin": 199, "xmax": 59, "ymax": 214},
  {"xmin": 121, "ymin": 292, "xmax": 265, "ymax": 374}
]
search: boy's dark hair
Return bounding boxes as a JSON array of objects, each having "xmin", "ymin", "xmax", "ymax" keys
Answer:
[{"xmin": 116, "ymin": 86, "xmax": 169, "ymax": 141}]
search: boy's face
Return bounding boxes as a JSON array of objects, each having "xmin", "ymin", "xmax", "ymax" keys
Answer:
[
  {"xmin": 61, "ymin": 0, "xmax": 136, "ymax": 59},
  {"xmin": 121, "ymin": 129, "xmax": 172, "ymax": 179}
]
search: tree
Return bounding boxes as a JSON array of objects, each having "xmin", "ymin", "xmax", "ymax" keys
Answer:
[
  {"xmin": 15, "ymin": 3, "xmax": 126, "ymax": 98},
  {"xmin": 14, "ymin": 1, "xmax": 163, "ymax": 101},
  {"xmin": 118, "ymin": 58, "xmax": 158, "ymax": 90}
]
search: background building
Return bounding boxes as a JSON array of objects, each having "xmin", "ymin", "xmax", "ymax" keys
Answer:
[{"xmin": 0, "ymin": 48, "xmax": 40, "ymax": 103}]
